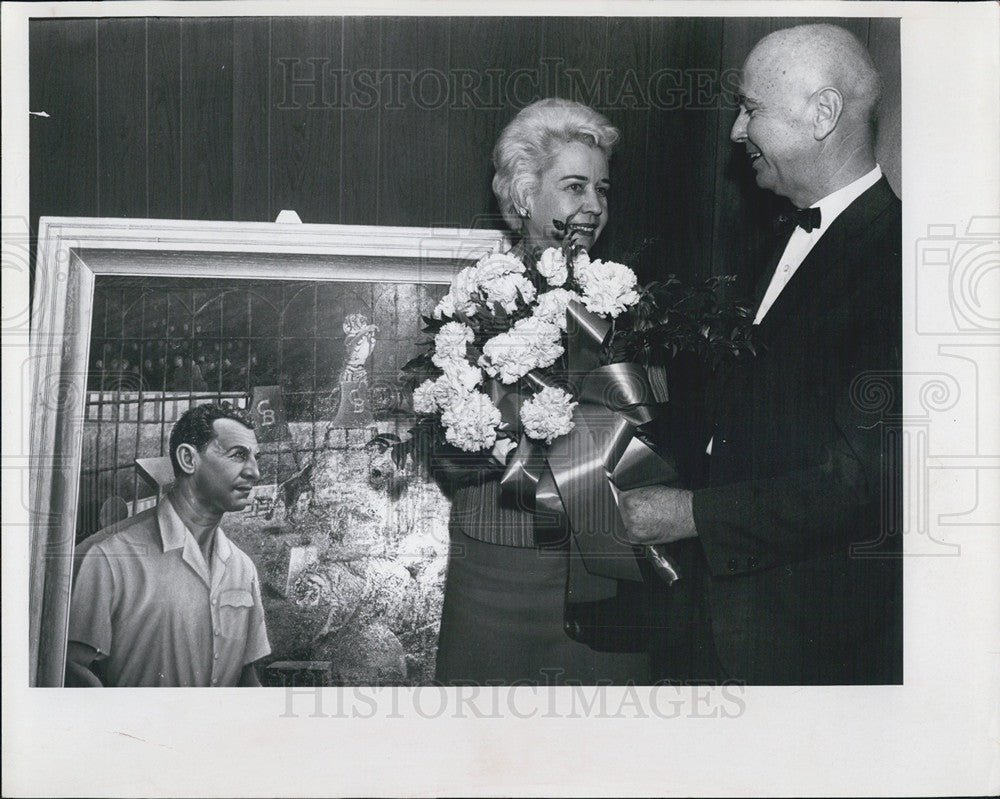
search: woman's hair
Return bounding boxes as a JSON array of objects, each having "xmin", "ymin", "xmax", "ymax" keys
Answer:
[{"xmin": 492, "ymin": 98, "xmax": 619, "ymax": 232}]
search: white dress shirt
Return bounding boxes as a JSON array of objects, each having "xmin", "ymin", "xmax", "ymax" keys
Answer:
[{"xmin": 754, "ymin": 165, "xmax": 883, "ymax": 324}]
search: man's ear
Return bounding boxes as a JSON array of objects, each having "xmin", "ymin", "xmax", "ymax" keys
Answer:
[
  {"xmin": 812, "ymin": 86, "xmax": 843, "ymax": 140},
  {"xmin": 174, "ymin": 443, "xmax": 199, "ymax": 475}
]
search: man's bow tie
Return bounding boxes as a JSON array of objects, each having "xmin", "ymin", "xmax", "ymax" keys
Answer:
[{"xmin": 776, "ymin": 206, "xmax": 822, "ymax": 233}]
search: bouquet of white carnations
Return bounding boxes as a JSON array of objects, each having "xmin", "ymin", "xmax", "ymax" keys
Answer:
[
  {"xmin": 407, "ymin": 230, "xmax": 640, "ymax": 455},
  {"xmin": 374, "ymin": 219, "xmax": 756, "ymax": 589},
  {"xmin": 377, "ymin": 215, "xmax": 756, "ymax": 473}
]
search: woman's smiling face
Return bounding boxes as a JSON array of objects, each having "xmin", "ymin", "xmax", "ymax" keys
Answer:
[{"xmin": 523, "ymin": 140, "xmax": 610, "ymax": 252}]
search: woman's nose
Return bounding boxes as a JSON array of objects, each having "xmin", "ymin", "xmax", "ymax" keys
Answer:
[{"xmin": 580, "ymin": 187, "xmax": 603, "ymax": 215}]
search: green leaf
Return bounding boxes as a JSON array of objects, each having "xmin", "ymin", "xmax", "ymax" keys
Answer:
[{"xmin": 401, "ymin": 353, "xmax": 435, "ymax": 373}]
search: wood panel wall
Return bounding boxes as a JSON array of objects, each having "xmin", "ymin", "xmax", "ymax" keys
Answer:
[{"xmin": 29, "ymin": 15, "xmax": 900, "ymax": 284}]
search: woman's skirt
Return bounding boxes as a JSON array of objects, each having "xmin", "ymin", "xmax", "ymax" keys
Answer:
[{"xmin": 434, "ymin": 526, "xmax": 650, "ymax": 685}]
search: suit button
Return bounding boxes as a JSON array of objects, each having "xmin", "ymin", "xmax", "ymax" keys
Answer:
[
  {"xmin": 748, "ymin": 556, "xmax": 759, "ymax": 568},
  {"xmin": 727, "ymin": 558, "xmax": 738, "ymax": 572}
]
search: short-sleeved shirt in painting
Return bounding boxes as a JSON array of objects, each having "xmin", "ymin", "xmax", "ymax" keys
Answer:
[{"xmin": 69, "ymin": 495, "xmax": 270, "ymax": 687}]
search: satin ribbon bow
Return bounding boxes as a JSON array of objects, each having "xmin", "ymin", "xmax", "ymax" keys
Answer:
[{"xmin": 496, "ymin": 300, "xmax": 681, "ymax": 589}]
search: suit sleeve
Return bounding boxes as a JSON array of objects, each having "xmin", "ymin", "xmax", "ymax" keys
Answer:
[{"xmin": 692, "ymin": 246, "xmax": 901, "ymax": 576}]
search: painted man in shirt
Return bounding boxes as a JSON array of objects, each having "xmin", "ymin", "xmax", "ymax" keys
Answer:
[
  {"xmin": 621, "ymin": 24, "xmax": 903, "ymax": 684},
  {"xmin": 67, "ymin": 403, "xmax": 271, "ymax": 686}
]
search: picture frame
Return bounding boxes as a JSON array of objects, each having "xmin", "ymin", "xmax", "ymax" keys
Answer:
[{"xmin": 28, "ymin": 216, "xmax": 507, "ymax": 687}]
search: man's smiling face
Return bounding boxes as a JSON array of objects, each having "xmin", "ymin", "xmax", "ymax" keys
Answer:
[{"xmin": 730, "ymin": 45, "xmax": 819, "ymax": 208}]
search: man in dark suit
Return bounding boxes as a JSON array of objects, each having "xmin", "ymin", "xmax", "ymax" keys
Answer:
[{"xmin": 620, "ymin": 23, "xmax": 902, "ymax": 684}]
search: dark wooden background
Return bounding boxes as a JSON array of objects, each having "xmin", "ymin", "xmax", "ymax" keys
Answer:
[{"xmin": 29, "ymin": 15, "xmax": 900, "ymax": 283}]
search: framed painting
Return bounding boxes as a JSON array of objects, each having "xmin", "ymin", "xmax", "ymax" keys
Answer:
[{"xmin": 28, "ymin": 216, "xmax": 506, "ymax": 687}]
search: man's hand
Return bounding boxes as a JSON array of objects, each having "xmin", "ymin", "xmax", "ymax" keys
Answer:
[{"xmin": 619, "ymin": 486, "xmax": 697, "ymax": 545}]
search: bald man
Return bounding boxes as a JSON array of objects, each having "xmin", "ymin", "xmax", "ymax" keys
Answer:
[{"xmin": 622, "ymin": 24, "xmax": 902, "ymax": 684}]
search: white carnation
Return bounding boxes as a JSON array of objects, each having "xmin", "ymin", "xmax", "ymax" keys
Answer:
[
  {"xmin": 431, "ymin": 321, "xmax": 474, "ymax": 368},
  {"xmin": 576, "ymin": 258, "xmax": 640, "ymax": 318},
  {"xmin": 479, "ymin": 272, "xmax": 536, "ymax": 314},
  {"xmin": 441, "ymin": 391, "xmax": 502, "ymax": 452},
  {"xmin": 536, "ymin": 247, "xmax": 568, "ymax": 287},
  {"xmin": 520, "ymin": 387, "xmax": 577, "ymax": 444},
  {"xmin": 479, "ymin": 332, "xmax": 534, "ymax": 384},
  {"xmin": 473, "ymin": 252, "xmax": 535, "ymax": 313},
  {"xmin": 433, "ymin": 292, "xmax": 456, "ymax": 320},
  {"xmin": 479, "ymin": 317, "xmax": 563, "ymax": 384},
  {"xmin": 432, "ymin": 360, "xmax": 483, "ymax": 408},
  {"xmin": 473, "ymin": 251, "xmax": 525, "ymax": 281},
  {"xmin": 533, "ymin": 288, "xmax": 581, "ymax": 330},
  {"xmin": 412, "ymin": 379, "xmax": 439, "ymax": 414},
  {"xmin": 433, "ymin": 265, "xmax": 478, "ymax": 319},
  {"xmin": 511, "ymin": 316, "xmax": 563, "ymax": 369},
  {"xmin": 570, "ymin": 250, "xmax": 593, "ymax": 285}
]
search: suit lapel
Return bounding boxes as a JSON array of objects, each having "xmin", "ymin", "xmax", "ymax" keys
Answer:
[
  {"xmin": 709, "ymin": 177, "xmax": 898, "ymax": 436},
  {"xmin": 752, "ymin": 177, "xmax": 897, "ymax": 333}
]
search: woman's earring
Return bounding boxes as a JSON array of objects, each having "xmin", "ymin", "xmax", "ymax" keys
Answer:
[{"xmin": 517, "ymin": 206, "xmax": 530, "ymax": 219}]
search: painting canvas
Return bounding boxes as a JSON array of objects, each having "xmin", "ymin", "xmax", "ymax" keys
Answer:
[{"xmin": 28, "ymin": 216, "xmax": 506, "ymax": 687}]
